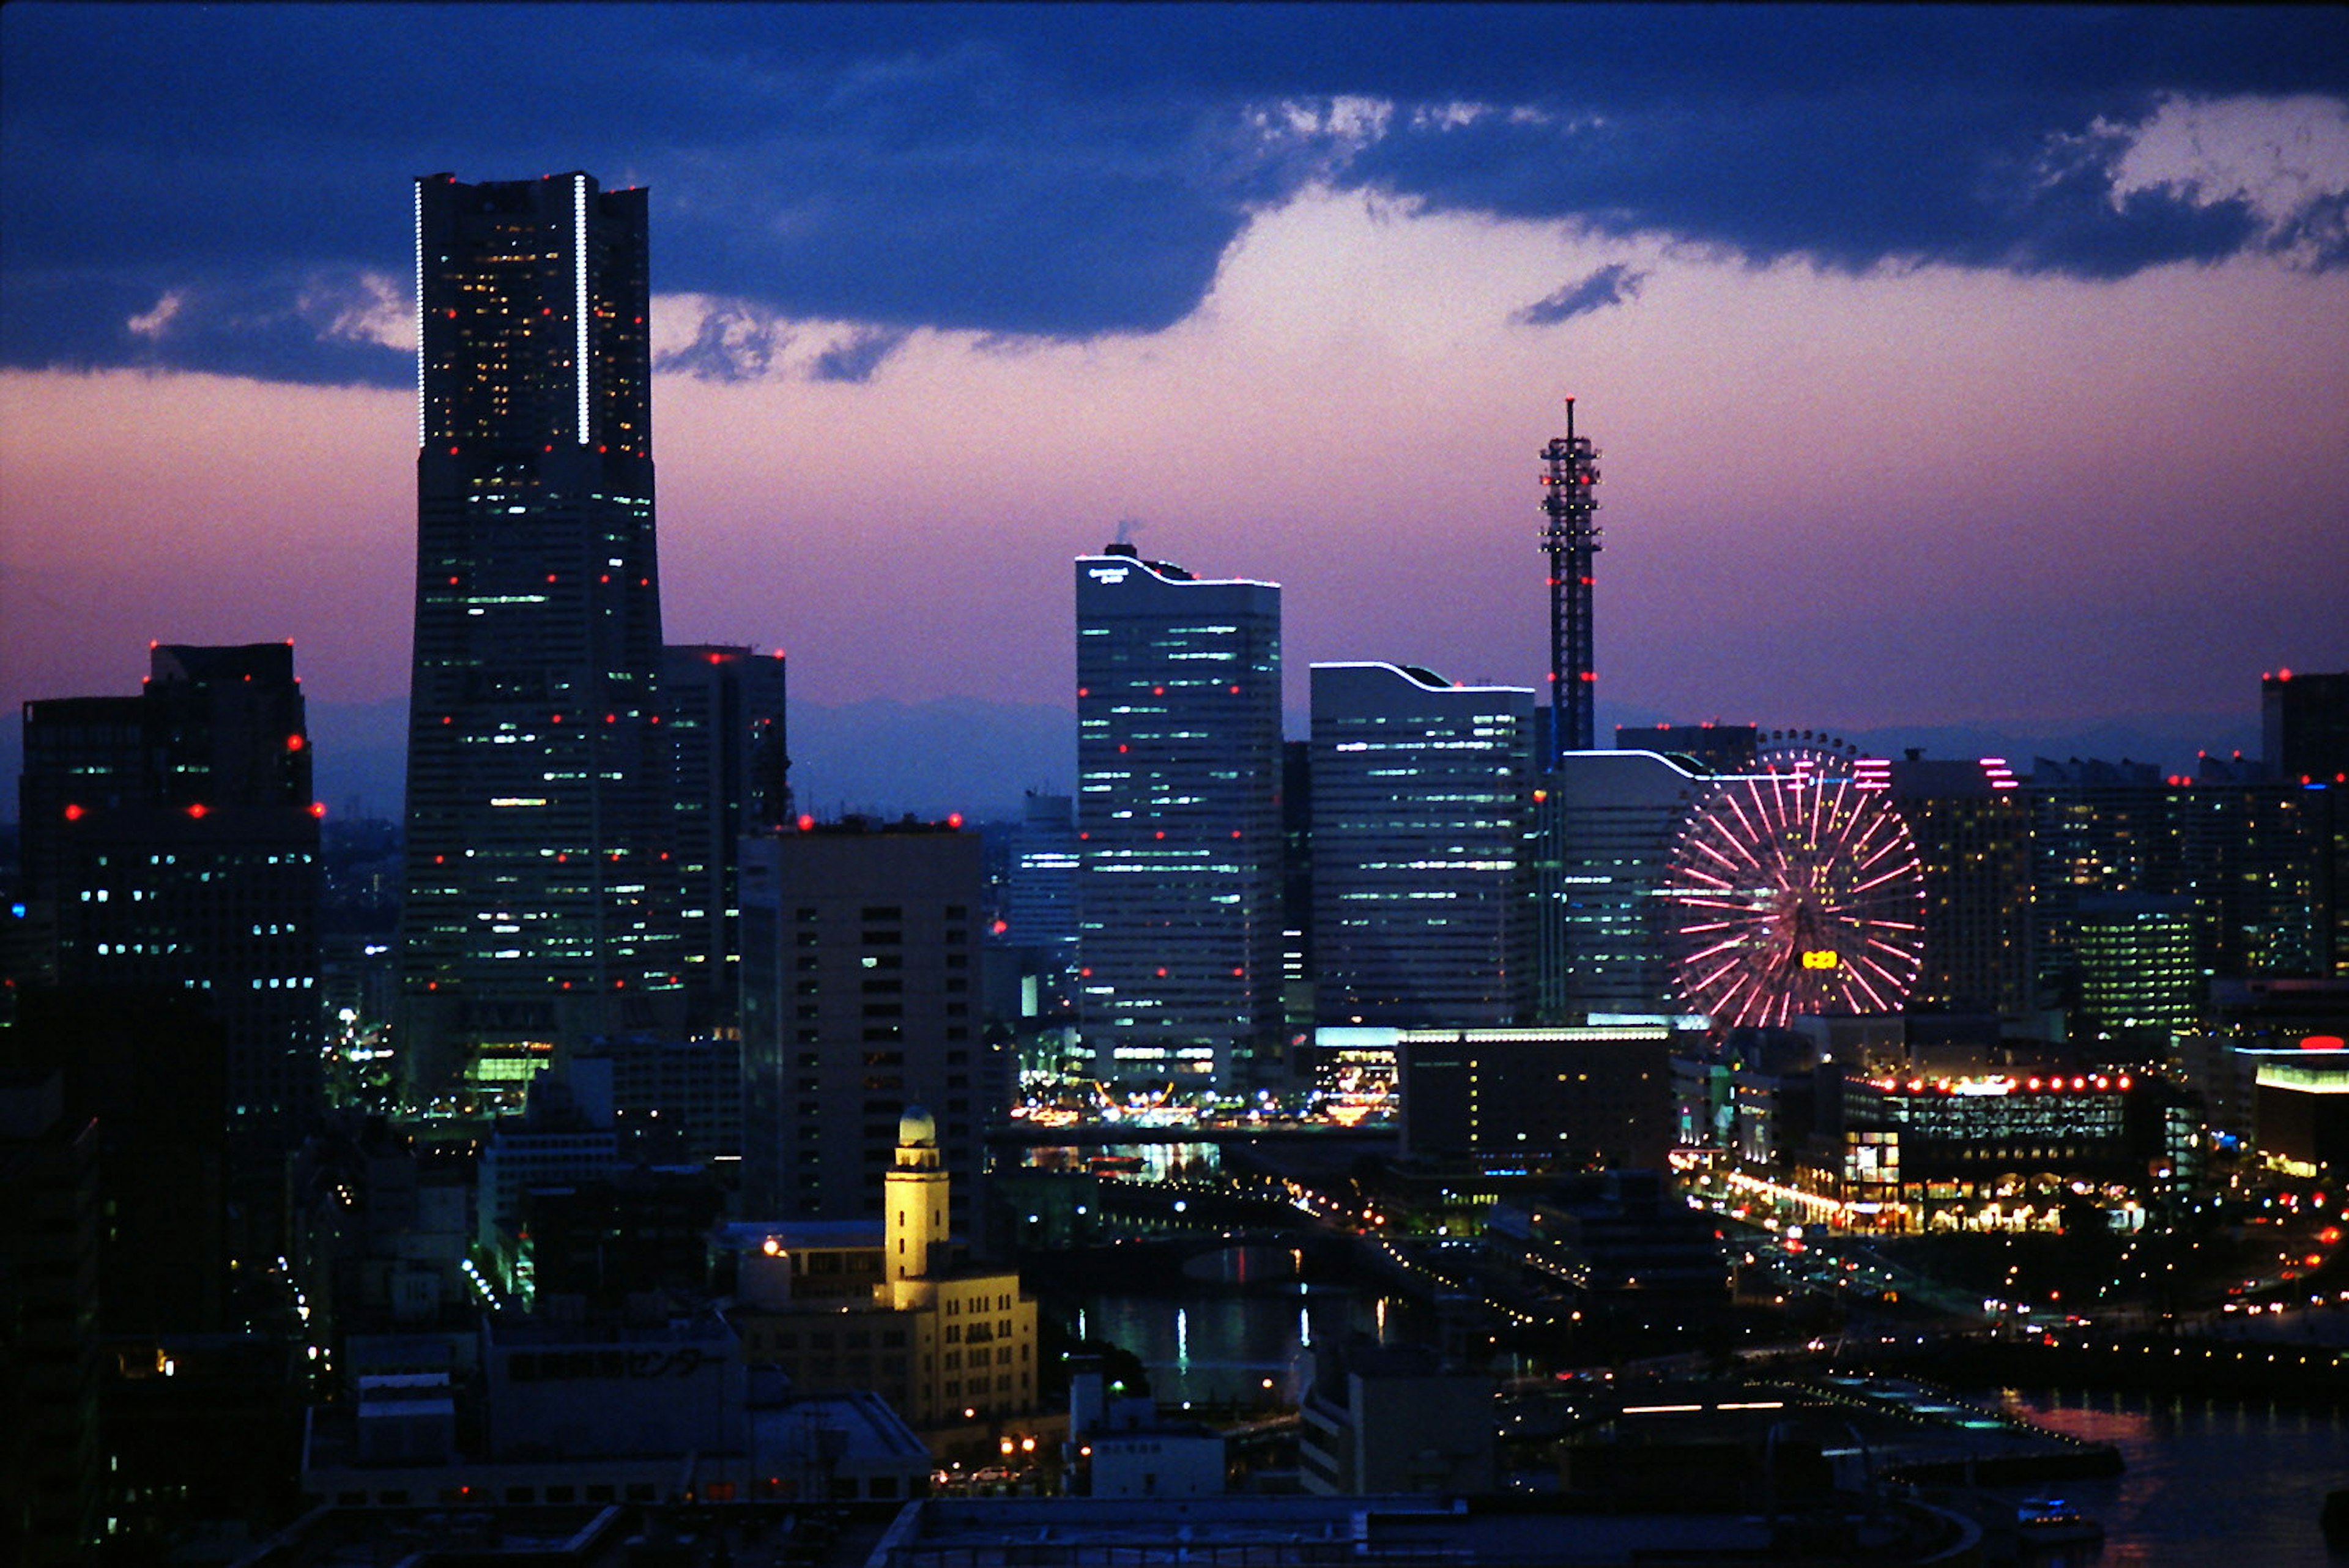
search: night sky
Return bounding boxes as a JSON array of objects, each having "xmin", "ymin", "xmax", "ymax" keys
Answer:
[{"xmin": 4, "ymin": 6, "xmax": 2347, "ymax": 811}]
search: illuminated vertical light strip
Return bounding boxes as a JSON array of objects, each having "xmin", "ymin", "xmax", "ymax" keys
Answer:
[
  {"xmin": 574, "ymin": 175, "xmax": 590, "ymax": 444},
  {"xmin": 414, "ymin": 179, "xmax": 426, "ymax": 447}
]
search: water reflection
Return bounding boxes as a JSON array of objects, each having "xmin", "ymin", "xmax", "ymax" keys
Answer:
[
  {"xmin": 1047, "ymin": 1283, "xmax": 1423, "ymax": 1405},
  {"xmin": 1987, "ymin": 1390, "xmax": 2348, "ymax": 1567}
]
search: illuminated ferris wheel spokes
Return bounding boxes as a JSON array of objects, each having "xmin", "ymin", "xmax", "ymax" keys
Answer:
[{"xmin": 1662, "ymin": 772, "xmax": 1926, "ymax": 1028}]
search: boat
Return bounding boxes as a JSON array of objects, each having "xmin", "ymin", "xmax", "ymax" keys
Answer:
[{"xmin": 2016, "ymin": 1497, "xmax": 2104, "ymax": 1548}]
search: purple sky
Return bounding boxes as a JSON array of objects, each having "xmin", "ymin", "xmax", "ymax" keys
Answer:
[{"xmin": 4, "ymin": 7, "xmax": 2347, "ymax": 811}]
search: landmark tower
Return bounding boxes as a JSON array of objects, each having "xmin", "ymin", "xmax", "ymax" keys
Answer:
[{"xmin": 397, "ymin": 171, "xmax": 677, "ymax": 1099}]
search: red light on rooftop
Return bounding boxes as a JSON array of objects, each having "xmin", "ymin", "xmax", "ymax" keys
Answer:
[
  {"xmin": 63, "ymin": 803, "xmax": 84, "ymax": 822},
  {"xmin": 796, "ymin": 814, "xmax": 816, "ymax": 832},
  {"xmin": 186, "ymin": 803, "xmax": 208, "ymax": 819},
  {"xmin": 947, "ymin": 812, "xmax": 964, "ymax": 829},
  {"xmin": 2303, "ymin": 1035, "xmax": 2348, "ymax": 1052},
  {"xmin": 2280, "ymin": 667, "xmax": 2293, "ymax": 681},
  {"xmin": 707, "ymin": 651, "xmax": 724, "ymax": 664},
  {"xmin": 310, "ymin": 803, "xmax": 327, "ymax": 819}
]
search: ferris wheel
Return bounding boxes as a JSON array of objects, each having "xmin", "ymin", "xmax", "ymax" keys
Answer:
[{"xmin": 1662, "ymin": 771, "xmax": 1926, "ymax": 1028}]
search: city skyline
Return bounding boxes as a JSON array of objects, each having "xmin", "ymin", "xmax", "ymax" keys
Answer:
[{"xmin": 5, "ymin": 6, "xmax": 2348, "ymax": 817}]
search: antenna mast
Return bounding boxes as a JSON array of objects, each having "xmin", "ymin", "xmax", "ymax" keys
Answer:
[{"xmin": 1539, "ymin": 397, "xmax": 1603, "ymax": 765}]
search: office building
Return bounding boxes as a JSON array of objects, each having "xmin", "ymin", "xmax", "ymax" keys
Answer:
[
  {"xmin": 2266, "ymin": 669, "xmax": 2349, "ymax": 785},
  {"xmin": 1885, "ymin": 756, "xmax": 2033, "ymax": 1019},
  {"xmin": 1299, "ymin": 1338, "xmax": 1496, "ymax": 1496},
  {"xmin": 1535, "ymin": 749, "xmax": 1720, "ymax": 1019},
  {"xmin": 574, "ymin": 1031, "xmax": 743, "ymax": 1161},
  {"xmin": 1614, "ymin": 723, "xmax": 1759, "ymax": 776},
  {"xmin": 661, "ymin": 644, "xmax": 788, "ymax": 1030},
  {"xmin": 738, "ymin": 820, "xmax": 993, "ymax": 1231},
  {"xmin": 1309, "ymin": 662, "xmax": 1536, "ymax": 1026},
  {"xmin": 1075, "ymin": 544, "xmax": 1283, "ymax": 1089},
  {"xmin": 2025, "ymin": 756, "xmax": 2186, "ymax": 1011},
  {"xmin": 1395, "ymin": 1023, "xmax": 1683, "ymax": 1168},
  {"xmin": 2074, "ymin": 893, "xmax": 2199, "ymax": 1050},
  {"xmin": 1001, "ymin": 792, "xmax": 1081, "ymax": 960},
  {"xmin": 18, "ymin": 642, "xmax": 322, "ymax": 1148},
  {"xmin": 2180, "ymin": 756, "xmax": 2334, "ymax": 979},
  {"xmin": 398, "ymin": 171, "xmax": 679, "ymax": 1102}
]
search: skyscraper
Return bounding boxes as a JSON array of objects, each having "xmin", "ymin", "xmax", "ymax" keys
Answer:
[
  {"xmin": 2265, "ymin": 669, "xmax": 2349, "ymax": 785},
  {"xmin": 1075, "ymin": 544, "xmax": 1283, "ymax": 1089},
  {"xmin": 662, "ymin": 644, "xmax": 789, "ymax": 1030},
  {"xmin": 18, "ymin": 643, "xmax": 322, "ymax": 1150},
  {"xmin": 1885, "ymin": 756, "xmax": 2033, "ymax": 1019},
  {"xmin": 1536, "ymin": 748, "xmax": 1723, "ymax": 1019},
  {"xmin": 1309, "ymin": 661, "xmax": 1536, "ymax": 1026},
  {"xmin": 398, "ymin": 171, "xmax": 678, "ymax": 1100}
]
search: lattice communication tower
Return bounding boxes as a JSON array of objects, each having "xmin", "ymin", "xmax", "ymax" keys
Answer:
[{"xmin": 1540, "ymin": 398, "xmax": 1603, "ymax": 765}]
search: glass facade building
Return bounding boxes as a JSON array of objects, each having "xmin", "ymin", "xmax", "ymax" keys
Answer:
[
  {"xmin": 398, "ymin": 171, "xmax": 679, "ymax": 1101},
  {"xmin": 1074, "ymin": 545, "xmax": 1282, "ymax": 1088},
  {"xmin": 1309, "ymin": 661, "xmax": 1535, "ymax": 1026},
  {"xmin": 1535, "ymin": 749, "xmax": 1721, "ymax": 1019}
]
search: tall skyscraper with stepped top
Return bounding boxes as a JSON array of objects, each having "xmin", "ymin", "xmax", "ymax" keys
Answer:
[{"xmin": 398, "ymin": 172, "xmax": 680, "ymax": 1101}]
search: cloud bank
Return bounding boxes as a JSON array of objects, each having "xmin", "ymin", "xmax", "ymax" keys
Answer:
[{"xmin": 3, "ymin": 6, "xmax": 2344, "ymax": 387}]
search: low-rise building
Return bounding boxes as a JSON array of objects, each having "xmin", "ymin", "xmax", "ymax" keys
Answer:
[{"xmin": 725, "ymin": 1108, "xmax": 1039, "ymax": 1432}]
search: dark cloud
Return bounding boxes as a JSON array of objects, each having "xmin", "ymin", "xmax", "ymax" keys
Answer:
[
  {"xmin": 1515, "ymin": 264, "xmax": 1645, "ymax": 326},
  {"xmin": 656, "ymin": 303, "xmax": 790, "ymax": 384},
  {"xmin": 810, "ymin": 327, "xmax": 908, "ymax": 385},
  {"xmin": 3, "ymin": 4, "xmax": 2343, "ymax": 386}
]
